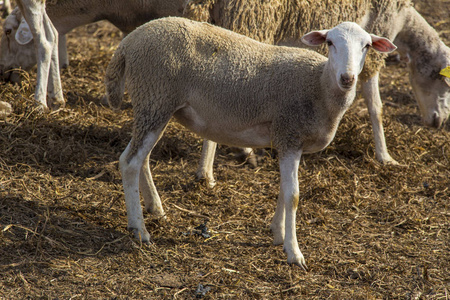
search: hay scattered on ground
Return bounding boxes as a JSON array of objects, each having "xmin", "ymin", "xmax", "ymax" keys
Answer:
[{"xmin": 1, "ymin": 2, "xmax": 449, "ymax": 299}]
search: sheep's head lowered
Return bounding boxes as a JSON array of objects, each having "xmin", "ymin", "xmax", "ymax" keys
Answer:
[
  {"xmin": 0, "ymin": 8, "xmax": 35, "ymax": 83},
  {"xmin": 408, "ymin": 49, "xmax": 450, "ymax": 128}
]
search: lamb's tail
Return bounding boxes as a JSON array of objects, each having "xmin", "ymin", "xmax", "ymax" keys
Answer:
[{"xmin": 105, "ymin": 46, "xmax": 126, "ymax": 110}]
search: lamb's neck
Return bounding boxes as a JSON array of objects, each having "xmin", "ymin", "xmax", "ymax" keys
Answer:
[
  {"xmin": 320, "ymin": 63, "xmax": 356, "ymax": 122},
  {"xmin": 394, "ymin": 7, "xmax": 446, "ymax": 62}
]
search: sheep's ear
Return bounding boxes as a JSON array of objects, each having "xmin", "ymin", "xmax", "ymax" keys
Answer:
[
  {"xmin": 301, "ymin": 30, "xmax": 329, "ymax": 46},
  {"xmin": 15, "ymin": 18, "xmax": 33, "ymax": 45},
  {"xmin": 370, "ymin": 34, "xmax": 397, "ymax": 53}
]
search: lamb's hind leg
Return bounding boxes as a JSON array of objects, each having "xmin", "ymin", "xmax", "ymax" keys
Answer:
[
  {"xmin": 141, "ymin": 153, "xmax": 165, "ymax": 217},
  {"xmin": 120, "ymin": 129, "xmax": 165, "ymax": 243},
  {"xmin": 196, "ymin": 139, "xmax": 217, "ymax": 188}
]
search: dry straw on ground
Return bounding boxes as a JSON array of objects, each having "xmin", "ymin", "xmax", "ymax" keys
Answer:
[{"xmin": 0, "ymin": 1, "xmax": 449, "ymax": 298}]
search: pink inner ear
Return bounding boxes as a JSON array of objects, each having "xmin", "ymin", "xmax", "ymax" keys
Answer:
[
  {"xmin": 371, "ymin": 35, "xmax": 397, "ymax": 53},
  {"xmin": 301, "ymin": 30, "xmax": 328, "ymax": 46}
]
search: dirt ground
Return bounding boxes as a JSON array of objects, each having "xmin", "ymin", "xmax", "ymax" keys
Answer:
[{"xmin": 0, "ymin": 1, "xmax": 449, "ymax": 299}]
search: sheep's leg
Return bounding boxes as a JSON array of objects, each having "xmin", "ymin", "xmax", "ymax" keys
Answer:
[
  {"xmin": 278, "ymin": 150, "xmax": 306, "ymax": 269},
  {"xmin": 120, "ymin": 130, "xmax": 164, "ymax": 243},
  {"xmin": 270, "ymin": 192, "xmax": 285, "ymax": 245},
  {"xmin": 18, "ymin": 1, "xmax": 57, "ymax": 109},
  {"xmin": 141, "ymin": 153, "xmax": 165, "ymax": 217},
  {"xmin": 195, "ymin": 139, "xmax": 217, "ymax": 188},
  {"xmin": 18, "ymin": 1, "xmax": 49, "ymax": 108},
  {"xmin": 362, "ymin": 73, "xmax": 398, "ymax": 164},
  {"xmin": 44, "ymin": 13, "xmax": 65, "ymax": 110},
  {"xmin": 239, "ymin": 147, "xmax": 258, "ymax": 167},
  {"xmin": 58, "ymin": 34, "xmax": 69, "ymax": 69}
]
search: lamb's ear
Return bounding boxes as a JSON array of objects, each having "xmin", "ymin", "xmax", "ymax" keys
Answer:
[
  {"xmin": 370, "ymin": 34, "xmax": 397, "ymax": 53},
  {"xmin": 301, "ymin": 30, "xmax": 329, "ymax": 46},
  {"xmin": 15, "ymin": 18, "xmax": 33, "ymax": 45}
]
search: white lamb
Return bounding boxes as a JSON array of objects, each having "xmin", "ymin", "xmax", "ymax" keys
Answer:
[{"xmin": 105, "ymin": 17, "xmax": 396, "ymax": 268}]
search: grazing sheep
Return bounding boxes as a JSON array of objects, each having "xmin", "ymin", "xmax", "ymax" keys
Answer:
[
  {"xmin": 0, "ymin": 0, "xmax": 185, "ymax": 110},
  {"xmin": 184, "ymin": 0, "xmax": 450, "ymax": 181},
  {"xmin": 105, "ymin": 17, "xmax": 396, "ymax": 267}
]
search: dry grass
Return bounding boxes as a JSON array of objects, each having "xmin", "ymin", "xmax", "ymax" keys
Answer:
[{"xmin": 0, "ymin": 1, "xmax": 449, "ymax": 299}]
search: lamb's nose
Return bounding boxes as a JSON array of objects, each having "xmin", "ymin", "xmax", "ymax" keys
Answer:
[{"xmin": 340, "ymin": 73, "xmax": 355, "ymax": 87}]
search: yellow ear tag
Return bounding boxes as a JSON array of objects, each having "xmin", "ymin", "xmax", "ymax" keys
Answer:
[{"xmin": 439, "ymin": 66, "xmax": 450, "ymax": 78}]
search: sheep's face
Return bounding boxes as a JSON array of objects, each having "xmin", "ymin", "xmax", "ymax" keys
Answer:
[
  {"xmin": 408, "ymin": 52, "xmax": 450, "ymax": 129},
  {"xmin": 301, "ymin": 22, "xmax": 396, "ymax": 92},
  {"xmin": 0, "ymin": 8, "xmax": 36, "ymax": 84}
]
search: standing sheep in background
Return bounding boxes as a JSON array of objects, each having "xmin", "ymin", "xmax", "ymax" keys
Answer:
[
  {"xmin": 0, "ymin": 0, "xmax": 185, "ymax": 85},
  {"xmin": 105, "ymin": 17, "xmax": 396, "ymax": 267},
  {"xmin": 184, "ymin": 0, "xmax": 450, "ymax": 186}
]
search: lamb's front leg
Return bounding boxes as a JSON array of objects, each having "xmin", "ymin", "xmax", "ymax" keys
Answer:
[
  {"xmin": 278, "ymin": 150, "xmax": 306, "ymax": 270},
  {"xmin": 270, "ymin": 193, "xmax": 285, "ymax": 245},
  {"xmin": 362, "ymin": 73, "xmax": 398, "ymax": 165}
]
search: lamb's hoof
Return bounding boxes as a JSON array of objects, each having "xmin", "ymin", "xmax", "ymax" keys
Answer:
[
  {"xmin": 128, "ymin": 227, "xmax": 151, "ymax": 243},
  {"xmin": 205, "ymin": 179, "xmax": 216, "ymax": 189},
  {"xmin": 383, "ymin": 159, "xmax": 399, "ymax": 166},
  {"xmin": 289, "ymin": 259, "xmax": 308, "ymax": 272},
  {"xmin": 48, "ymin": 98, "xmax": 65, "ymax": 111},
  {"xmin": 286, "ymin": 252, "xmax": 308, "ymax": 271},
  {"xmin": 30, "ymin": 101, "xmax": 48, "ymax": 115},
  {"xmin": 145, "ymin": 206, "xmax": 167, "ymax": 219},
  {"xmin": 376, "ymin": 154, "xmax": 400, "ymax": 166},
  {"xmin": 284, "ymin": 247, "xmax": 307, "ymax": 271},
  {"xmin": 195, "ymin": 173, "xmax": 216, "ymax": 189},
  {"xmin": 247, "ymin": 155, "xmax": 258, "ymax": 168}
]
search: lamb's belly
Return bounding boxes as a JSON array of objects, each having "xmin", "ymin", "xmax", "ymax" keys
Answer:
[
  {"xmin": 201, "ymin": 125, "xmax": 272, "ymax": 148},
  {"xmin": 174, "ymin": 106, "xmax": 271, "ymax": 148}
]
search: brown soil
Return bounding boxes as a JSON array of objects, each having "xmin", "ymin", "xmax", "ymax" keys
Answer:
[{"xmin": 1, "ymin": 1, "xmax": 449, "ymax": 299}]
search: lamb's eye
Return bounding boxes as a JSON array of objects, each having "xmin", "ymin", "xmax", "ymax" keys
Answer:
[
  {"xmin": 326, "ymin": 40, "xmax": 333, "ymax": 46},
  {"xmin": 5, "ymin": 29, "xmax": 11, "ymax": 35},
  {"xmin": 364, "ymin": 43, "xmax": 371, "ymax": 50}
]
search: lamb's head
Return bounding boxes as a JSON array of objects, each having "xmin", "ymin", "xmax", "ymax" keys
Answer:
[
  {"xmin": 301, "ymin": 22, "xmax": 396, "ymax": 92},
  {"xmin": 0, "ymin": 8, "xmax": 36, "ymax": 84},
  {"xmin": 408, "ymin": 45, "xmax": 450, "ymax": 128}
]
